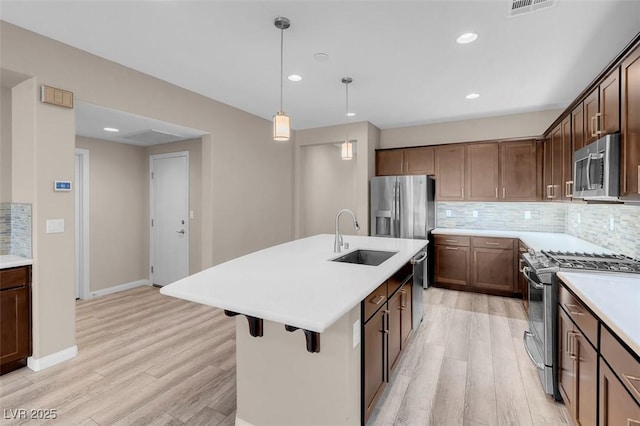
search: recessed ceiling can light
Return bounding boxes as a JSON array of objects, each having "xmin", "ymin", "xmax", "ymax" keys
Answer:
[
  {"xmin": 346, "ymin": 112, "xmax": 356, "ymax": 117},
  {"xmin": 456, "ymin": 32, "xmax": 478, "ymax": 44},
  {"xmin": 466, "ymin": 93, "xmax": 480, "ymax": 99},
  {"xmin": 288, "ymin": 74, "xmax": 302, "ymax": 82},
  {"xmin": 103, "ymin": 127, "xmax": 120, "ymax": 132}
]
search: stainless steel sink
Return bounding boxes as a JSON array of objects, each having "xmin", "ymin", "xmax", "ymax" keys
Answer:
[{"xmin": 331, "ymin": 249, "xmax": 397, "ymax": 266}]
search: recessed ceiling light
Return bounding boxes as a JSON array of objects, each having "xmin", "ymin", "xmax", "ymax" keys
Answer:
[
  {"xmin": 103, "ymin": 127, "xmax": 120, "ymax": 132},
  {"xmin": 346, "ymin": 112, "xmax": 356, "ymax": 117},
  {"xmin": 288, "ymin": 74, "xmax": 302, "ymax": 82},
  {"xmin": 456, "ymin": 32, "xmax": 478, "ymax": 44},
  {"xmin": 466, "ymin": 93, "xmax": 480, "ymax": 99}
]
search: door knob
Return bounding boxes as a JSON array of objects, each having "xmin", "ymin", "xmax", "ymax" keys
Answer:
[{"xmin": 176, "ymin": 229, "xmax": 185, "ymax": 235}]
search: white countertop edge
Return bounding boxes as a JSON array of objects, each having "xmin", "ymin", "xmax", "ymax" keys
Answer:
[
  {"xmin": 160, "ymin": 235, "xmax": 428, "ymax": 333},
  {"xmin": 0, "ymin": 255, "xmax": 33, "ymax": 269},
  {"xmin": 557, "ymin": 271, "xmax": 640, "ymax": 356}
]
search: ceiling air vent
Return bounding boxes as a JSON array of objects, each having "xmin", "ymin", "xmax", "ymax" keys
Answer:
[
  {"xmin": 121, "ymin": 129, "xmax": 186, "ymax": 146},
  {"xmin": 507, "ymin": 0, "xmax": 557, "ymax": 17}
]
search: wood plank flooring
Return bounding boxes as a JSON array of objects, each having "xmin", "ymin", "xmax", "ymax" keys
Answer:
[{"xmin": 0, "ymin": 285, "xmax": 569, "ymax": 425}]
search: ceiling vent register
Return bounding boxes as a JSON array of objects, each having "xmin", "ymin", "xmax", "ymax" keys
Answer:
[
  {"xmin": 121, "ymin": 129, "xmax": 186, "ymax": 145},
  {"xmin": 508, "ymin": 0, "xmax": 557, "ymax": 16}
]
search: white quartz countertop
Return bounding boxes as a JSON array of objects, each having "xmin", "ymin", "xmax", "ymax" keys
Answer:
[
  {"xmin": 0, "ymin": 255, "xmax": 33, "ymax": 269},
  {"xmin": 160, "ymin": 234, "xmax": 427, "ymax": 333},
  {"xmin": 433, "ymin": 228, "xmax": 611, "ymax": 253},
  {"xmin": 558, "ymin": 271, "xmax": 640, "ymax": 356}
]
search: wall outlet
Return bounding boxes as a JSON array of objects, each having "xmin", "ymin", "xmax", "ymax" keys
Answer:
[
  {"xmin": 190, "ymin": 210, "xmax": 194, "ymax": 220},
  {"xmin": 524, "ymin": 211, "xmax": 531, "ymax": 220},
  {"xmin": 472, "ymin": 210, "xmax": 478, "ymax": 218},
  {"xmin": 609, "ymin": 217, "xmax": 615, "ymax": 231},
  {"xmin": 445, "ymin": 210, "xmax": 452, "ymax": 217},
  {"xmin": 353, "ymin": 320, "xmax": 361, "ymax": 348},
  {"xmin": 46, "ymin": 219, "xmax": 64, "ymax": 234}
]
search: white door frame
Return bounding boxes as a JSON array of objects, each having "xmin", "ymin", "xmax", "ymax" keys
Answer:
[
  {"xmin": 75, "ymin": 148, "xmax": 90, "ymax": 299},
  {"xmin": 149, "ymin": 151, "xmax": 190, "ymax": 285}
]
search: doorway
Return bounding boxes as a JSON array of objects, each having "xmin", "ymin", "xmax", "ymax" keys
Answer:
[
  {"xmin": 75, "ymin": 149, "xmax": 90, "ymax": 299},
  {"xmin": 150, "ymin": 152, "xmax": 189, "ymax": 286}
]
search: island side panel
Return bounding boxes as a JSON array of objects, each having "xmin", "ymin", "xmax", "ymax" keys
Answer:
[{"xmin": 235, "ymin": 305, "xmax": 361, "ymax": 426}]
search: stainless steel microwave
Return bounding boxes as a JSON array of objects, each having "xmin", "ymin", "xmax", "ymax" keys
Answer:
[{"xmin": 573, "ymin": 133, "xmax": 620, "ymax": 201}]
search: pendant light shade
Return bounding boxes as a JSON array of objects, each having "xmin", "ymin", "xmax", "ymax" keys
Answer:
[
  {"xmin": 273, "ymin": 17, "xmax": 291, "ymax": 142},
  {"xmin": 341, "ymin": 77, "xmax": 353, "ymax": 160}
]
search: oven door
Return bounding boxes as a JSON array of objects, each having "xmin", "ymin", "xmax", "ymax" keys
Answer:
[{"xmin": 523, "ymin": 266, "xmax": 544, "ymax": 349}]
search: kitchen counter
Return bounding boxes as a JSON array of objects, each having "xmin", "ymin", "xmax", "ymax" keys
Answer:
[
  {"xmin": 433, "ymin": 228, "xmax": 611, "ymax": 253},
  {"xmin": 0, "ymin": 255, "xmax": 33, "ymax": 269},
  {"xmin": 558, "ymin": 271, "xmax": 640, "ymax": 356},
  {"xmin": 161, "ymin": 234, "xmax": 426, "ymax": 333}
]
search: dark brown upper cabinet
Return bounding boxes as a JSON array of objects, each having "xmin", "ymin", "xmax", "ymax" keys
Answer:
[
  {"xmin": 375, "ymin": 147, "xmax": 435, "ymax": 176},
  {"xmin": 621, "ymin": 45, "xmax": 640, "ymax": 200},
  {"xmin": 435, "ymin": 144, "xmax": 466, "ymax": 201}
]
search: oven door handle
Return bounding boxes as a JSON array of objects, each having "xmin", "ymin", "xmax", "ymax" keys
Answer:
[
  {"xmin": 521, "ymin": 266, "xmax": 544, "ymax": 290},
  {"xmin": 523, "ymin": 331, "xmax": 545, "ymax": 370}
]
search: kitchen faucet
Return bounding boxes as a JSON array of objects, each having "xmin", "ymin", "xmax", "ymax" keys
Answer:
[{"xmin": 334, "ymin": 209, "xmax": 360, "ymax": 253}]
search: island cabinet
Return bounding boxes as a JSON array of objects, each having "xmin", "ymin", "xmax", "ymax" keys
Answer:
[
  {"xmin": 375, "ymin": 147, "xmax": 435, "ymax": 176},
  {"xmin": 621, "ymin": 45, "xmax": 640, "ymax": 200},
  {"xmin": 557, "ymin": 282, "xmax": 599, "ymax": 426},
  {"xmin": 362, "ymin": 263, "xmax": 413, "ymax": 424},
  {"xmin": 434, "ymin": 235, "xmax": 519, "ymax": 296},
  {"xmin": 0, "ymin": 265, "xmax": 32, "ymax": 375},
  {"xmin": 599, "ymin": 327, "xmax": 640, "ymax": 425}
]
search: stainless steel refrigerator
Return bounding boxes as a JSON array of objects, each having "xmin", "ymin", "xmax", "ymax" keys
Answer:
[{"xmin": 370, "ymin": 175, "xmax": 435, "ymax": 327}]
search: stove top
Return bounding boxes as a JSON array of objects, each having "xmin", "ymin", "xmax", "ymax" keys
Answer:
[{"xmin": 538, "ymin": 250, "xmax": 640, "ymax": 273}]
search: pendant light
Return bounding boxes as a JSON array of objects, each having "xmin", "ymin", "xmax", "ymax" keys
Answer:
[
  {"xmin": 273, "ymin": 17, "xmax": 291, "ymax": 142},
  {"xmin": 341, "ymin": 77, "xmax": 353, "ymax": 160}
]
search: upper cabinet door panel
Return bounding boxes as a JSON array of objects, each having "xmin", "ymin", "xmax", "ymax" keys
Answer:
[
  {"xmin": 466, "ymin": 143, "xmax": 499, "ymax": 201},
  {"xmin": 621, "ymin": 46, "xmax": 640, "ymax": 199},
  {"xmin": 376, "ymin": 150, "xmax": 404, "ymax": 176},
  {"xmin": 435, "ymin": 145, "xmax": 465, "ymax": 201},
  {"xmin": 584, "ymin": 88, "xmax": 600, "ymax": 145},
  {"xmin": 572, "ymin": 103, "xmax": 586, "ymax": 152},
  {"xmin": 404, "ymin": 147, "xmax": 435, "ymax": 175},
  {"xmin": 600, "ymin": 67, "xmax": 621, "ymax": 136},
  {"xmin": 501, "ymin": 140, "xmax": 537, "ymax": 201}
]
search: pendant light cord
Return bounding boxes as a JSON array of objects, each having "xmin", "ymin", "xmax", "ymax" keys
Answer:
[
  {"xmin": 345, "ymin": 81, "xmax": 349, "ymax": 142},
  {"xmin": 280, "ymin": 27, "xmax": 284, "ymax": 113}
]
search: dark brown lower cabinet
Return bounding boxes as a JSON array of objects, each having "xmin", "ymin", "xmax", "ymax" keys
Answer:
[
  {"xmin": 363, "ymin": 307, "xmax": 386, "ymax": 423},
  {"xmin": 472, "ymin": 247, "xmax": 515, "ymax": 293},
  {"xmin": 0, "ymin": 266, "xmax": 32, "ymax": 375},
  {"xmin": 599, "ymin": 360, "xmax": 640, "ymax": 425},
  {"xmin": 434, "ymin": 244, "xmax": 470, "ymax": 287},
  {"xmin": 558, "ymin": 308, "xmax": 576, "ymax": 410}
]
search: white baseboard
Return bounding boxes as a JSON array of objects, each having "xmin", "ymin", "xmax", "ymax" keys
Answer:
[
  {"xmin": 235, "ymin": 416, "xmax": 254, "ymax": 426},
  {"xmin": 90, "ymin": 279, "xmax": 150, "ymax": 298},
  {"xmin": 27, "ymin": 345, "xmax": 78, "ymax": 371}
]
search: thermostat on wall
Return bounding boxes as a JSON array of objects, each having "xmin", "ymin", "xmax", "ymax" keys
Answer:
[{"xmin": 54, "ymin": 181, "xmax": 72, "ymax": 191}]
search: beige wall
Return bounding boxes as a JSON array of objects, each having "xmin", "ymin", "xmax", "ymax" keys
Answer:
[
  {"xmin": 380, "ymin": 109, "xmax": 562, "ymax": 148},
  {"xmin": 300, "ymin": 143, "xmax": 357, "ymax": 237},
  {"xmin": 294, "ymin": 121, "xmax": 379, "ymax": 238},
  {"xmin": 1, "ymin": 87, "xmax": 11, "ymax": 202},
  {"xmin": 2, "ymin": 21, "xmax": 294, "ymax": 360},
  {"xmin": 75, "ymin": 136, "xmax": 148, "ymax": 293},
  {"xmin": 146, "ymin": 138, "xmax": 202, "ymax": 274}
]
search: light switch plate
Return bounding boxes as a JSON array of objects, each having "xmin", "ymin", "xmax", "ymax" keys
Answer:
[
  {"xmin": 46, "ymin": 219, "xmax": 64, "ymax": 233},
  {"xmin": 353, "ymin": 320, "xmax": 361, "ymax": 348},
  {"xmin": 524, "ymin": 211, "xmax": 531, "ymax": 219}
]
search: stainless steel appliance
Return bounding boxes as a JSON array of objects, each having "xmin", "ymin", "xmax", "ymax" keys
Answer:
[
  {"xmin": 521, "ymin": 249, "xmax": 640, "ymax": 399},
  {"xmin": 573, "ymin": 133, "xmax": 620, "ymax": 201},
  {"xmin": 370, "ymin": 175, "xmax": 436, "ymax": 326}
]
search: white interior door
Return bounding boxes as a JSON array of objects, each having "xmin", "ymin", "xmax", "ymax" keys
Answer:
[{"xmin": 150, "ymin": 152, "xmax": 189, "ymax": 286}]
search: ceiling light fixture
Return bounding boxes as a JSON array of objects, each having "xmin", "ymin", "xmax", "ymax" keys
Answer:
[
  {"xmin": 466, "ymin": 93, "xmax": 480, "ymax": 99},
  {"xmin": 341, "ymin": 77, "xmax": 353, "ymax": 160},
  {"xmin": 456, "ymin": 32, "xmax": 478, "ymax": 44},
  {"xmin": 347, "ymin": 112, "xmax": 356, "ymax": 117},
  {"xmin": 288, "ymin": 74, "xmax": 302, "ymax": 82},
  {"xmin": 103, "ymin": 127, "xmax": 119, "ymax": 132},
  {"xmin": 273, "ymin": 16, "xmax": 291, "ymax": 142}
]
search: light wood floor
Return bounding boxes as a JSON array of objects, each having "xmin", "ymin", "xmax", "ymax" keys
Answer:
[{"xmin": 0, "ymin": 286, "xmax": 569, "ymax": 425}]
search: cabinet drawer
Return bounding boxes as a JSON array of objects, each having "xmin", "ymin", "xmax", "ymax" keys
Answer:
[
  {"xmin": 388, "ymin": 262, "xmax": 412, "ymax": 296},
  {"xmin": 433, "ymin": 235, "xmax": 470, "ymax": 247},
  {"xmin": 559, "ymin": 285, "xmax": 598, "ymax": 348},
  {"xmin": 471, "ymin": 237, "xmax": 514, "ymax": 249},
  {"xmin": 0, "ymin": 267, "xmax": 29, "ymax": 291},
  {"xmin": 363, "ymin": 282, "xmax": 387, "ymax": 322},
  {"xmin": 601, "ymin": 326, "xmax": 640, "ymax": 404}
]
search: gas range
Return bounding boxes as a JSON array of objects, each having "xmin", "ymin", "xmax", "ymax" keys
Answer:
[{"xmin": 522, "ymin": 249, "xmax": 640, "ymax": 283}]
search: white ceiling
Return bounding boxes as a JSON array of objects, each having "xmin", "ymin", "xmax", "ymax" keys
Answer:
[{"xmin": 1, "ymin": 1, "xmax": 639, "ymax": 131}]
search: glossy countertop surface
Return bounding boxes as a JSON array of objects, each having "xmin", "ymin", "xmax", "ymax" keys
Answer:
[
  {"xmin": 0, "ymin": 255, "xmax": 33, "ymax": 269},
  {"xmin": 558, "ymin": 271, "xmax": 640, "ymax": 356},
  {"xmin": 160, "ymin": 234, "xmax": 427, "ymax": 333},
  {"xmin": 432, "ymin": 228, "xmax": 611, "ymax": 253}
]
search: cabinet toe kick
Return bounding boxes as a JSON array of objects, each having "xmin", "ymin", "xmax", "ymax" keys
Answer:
[
  {"xmin": 285, "ymin": 325, "xmax": 321, "ymax": 353},
  {"xmin": 224, "ymin": 310, "xmax": 264, "ymax": 337}
]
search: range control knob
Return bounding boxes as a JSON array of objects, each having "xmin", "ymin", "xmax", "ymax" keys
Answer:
[{"xmin": 528, "ymin": 248, "xmax": 536, "ymax": 256}]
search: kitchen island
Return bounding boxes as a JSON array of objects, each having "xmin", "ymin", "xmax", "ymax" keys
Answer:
[{"xmin": 160, "ymin": 234, "xmax": 427, "ymax": 426}]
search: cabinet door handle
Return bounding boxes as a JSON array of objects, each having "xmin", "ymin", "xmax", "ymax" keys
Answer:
[
  {"xmin": 624, "ymin": 374, "xmax": 640, "ymax": 396},
  {"xmin": 445, "ymin": 247, "xmax": 458, "ymax": 250},
  {"xmin": 399, "ymin": 289, "xmax": 406, "ymax": 309},
  {"xmin": 591, "ymin": 115, "xmax": 597, "ymax": 137},
  {"xmin": 627, "ymin": 419, "xmax": 640, "ymax": 426},
  {"xmin": 445, "ymin": 239, "xmax": 458, "ymax": 243},
  {"xmin": 546, "ymin": 185, "xmax": 552, "ymax": 199},
  {"xmin": 485, "ymin": 242, "xmax": 500, "ymax": 246},
  {"xmin": 370, "ymin": 294, "xmax": 385, "ymax": 305},
  {"xmin": 502, "ymin": 187, "xmax": 506, "ymax": 199},
  {"xmin": 564, "ymin": 303, "xmax": 584, "ymax": 316},
  {"xmin": 637, "ymin": 165, "xmax": 640, "ymax": 195},
  {"xmin": 595, "ymin": 112, "xmax": 602, "ymax": 135},
  {"xmin": 565, "ymin": 181, "xmax": 573, "ymax": 198},
  {"xmin": 569, "ymin": 332, "xmax": 579, "ymax": 360}
]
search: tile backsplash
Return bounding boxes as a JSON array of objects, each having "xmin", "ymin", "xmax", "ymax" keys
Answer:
[
  {"xmin": 0, "ymin": 202, "xmax": 32, "ymax": 258},
  {"xmin": 437, "ymin": 201, "xmax": 640, "ymax": 259}
]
